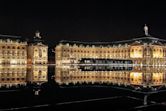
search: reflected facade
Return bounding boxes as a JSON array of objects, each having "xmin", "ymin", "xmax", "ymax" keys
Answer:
[
  {"xmin": 55, "ymin": 65, "xmax": 166, "ymax": 88},
  {"xmin": 27, "ymin": 65, "xmax": 48, "ymax": 83},
  {"xmin": 0, "ymin": 65, "xmax": 48, "ymax": 87}
]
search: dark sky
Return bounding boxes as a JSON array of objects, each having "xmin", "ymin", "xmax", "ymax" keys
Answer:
[{"xmin": 1, "ymin": 0, "xmax": 166, "ymax": 46}]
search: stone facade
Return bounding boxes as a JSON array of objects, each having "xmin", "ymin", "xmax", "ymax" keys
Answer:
[
  {"xmin": 0, "ymin": 36, "xmax": 27, "ymax": 64},
  {"xmin": 27, "ymin": 31, "xmax": 48, "ymax": 64},
  {"xmin": 27, "ymin": 43, "xmax": 48, "ymax": 64},
  {"xmin": 55, "ymin": 36, "xmax": 166, "ymax": 66},
  {"xmin": 0, "ymin": 32, "xmax": 48, "ymax": 65}
]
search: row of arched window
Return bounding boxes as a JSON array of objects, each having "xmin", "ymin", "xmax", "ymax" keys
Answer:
[
  {"xmin": 1, "ymin": 46, "xmax": 26, "ymax": 49},
  {"xmin": 0, "ymin": 78, "xmax": 25, "ymax": 81},
  {"xmin": 0, "ymin": 51, "xmax": 26, "ymax": 55},
  {"xmin": 63, "ymin": 49, "xmax": 130, "ymax": 54}
]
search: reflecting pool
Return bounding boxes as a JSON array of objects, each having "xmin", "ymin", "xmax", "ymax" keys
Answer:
[
  {"xmin": 55, "ymin": 65, "xmax": 166, "ymax": 91},
  {"xmin": 0, "ymin": 64, "xmax": 166, "ymax": 92},
  {"xmin": 0, "ymin": 65, "xmax": 47, "ymax": 88}
]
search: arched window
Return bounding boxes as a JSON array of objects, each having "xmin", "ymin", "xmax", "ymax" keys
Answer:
[
  {"xmin": 7, "ymin": 51, "xmax": 10, "ymax": 54},
  {"xmin": 39, "ymin": 49, "xmax": 42, "ymax": 58},
  {"xmin": 39, "ymin": 70, "xmax": 42, "ymax": 77},
  {"xmin": 22, "ymin": 51, "xmax": 25, "ymax": 56}
]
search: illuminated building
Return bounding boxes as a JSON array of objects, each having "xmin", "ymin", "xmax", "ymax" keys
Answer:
[
  {"xmin": 55, "ymin": 25, "xmax": 166, "ymax": 88},
  {"xmin": 0, "ymin": 35, "xmax": 27, "ymax": 64},
  {"xmin": 0, "ymin": 32, "xmax": 48, "ymax": 65},
  {"xmin": 55, "ymin": 26, "xmax": 166, "ymax": 66},
  {"xmin": 0, "ymin": 65, "xmax": 48, "ymax": 88},
  {"xmin": 27, "ymin": 31, "xmax": 48, "ymax": 64}
]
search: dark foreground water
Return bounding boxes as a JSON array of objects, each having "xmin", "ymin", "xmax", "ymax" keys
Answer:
[
  {"xmin": 1, "ymin": 85, "xmax": 166, "ymax": 111},
  {"xmin": 1, "ymin": 65, "xmax": 166, "ymax": 110}
]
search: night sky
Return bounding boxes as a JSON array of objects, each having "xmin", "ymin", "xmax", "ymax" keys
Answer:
[{"xmin": 1, "ymin": 1, "xmax": 166, "ymax": 46}]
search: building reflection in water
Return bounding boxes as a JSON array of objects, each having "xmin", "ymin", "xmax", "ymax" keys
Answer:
[
  {"xmin": 55, "ymin": 65, "xmax": 166, "ymax": 89},
  {"xmin": 27, "ymin": 65, "xmax": 48, "ymax": 84},
  {"xmin": 0, "ymin": 65, "xmax": 48, "ymax": 88}
]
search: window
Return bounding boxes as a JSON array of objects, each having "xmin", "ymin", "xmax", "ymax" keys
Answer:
[
  {"xmin": 39, "ymin": 49, "xmax": 42, "ymax": 57},
  {"xmin": 22, "ymin": 51, "xmax": 25, "ymax": 56},
  {"xmin": 7, "ymin": 51, "xmax": 10, "ymax": 54}
]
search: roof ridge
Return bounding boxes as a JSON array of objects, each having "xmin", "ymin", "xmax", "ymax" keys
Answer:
[
  {"xmin": 59, "ymin": 36, "xmax": 166, "ymax": 45},
  {"xmin": 0, "ymin": 34, "xmax": 21, "ymax": 38}
]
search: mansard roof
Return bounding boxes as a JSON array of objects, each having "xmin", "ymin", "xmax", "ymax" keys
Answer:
[
  {"xmin": 0, "ymin": 34, "xmax": 26, "ymax": 42},
  {"xmin": 59, "ymin": 35, "xmax": 166, "ymax": 46},
  {"xmin": 32, "ymin": 37, "xmax": 44, "ymax": 43}
]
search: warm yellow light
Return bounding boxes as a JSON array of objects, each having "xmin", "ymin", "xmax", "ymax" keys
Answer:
[
  {"xmin": 152, "ymin": 73, "xmax": 163, "ymax": 85},
  {"xmin": 131, "ymin": 52, "xmax": 142, "ymax": 58},
  {"xmin": 130, "ymin": 72, "xmax": 142, "ymax": 85},
  {"xmin": 153, "ymin": 47, "xmax": 163, "ymax": 58},
  {"xmin": 153, "ymin": 52, "xmax": 163, "ymax": 58},
  {"xmin": 131, "ymin": 72, "xmax": 142, "ymax": 78},
  {"xmin": 130, "ymin": 47, "xmax": 143, "ymax": 58},
  {"xmin": 10, "ymin": 60, "xmax": 17, "ymax": 64}
]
